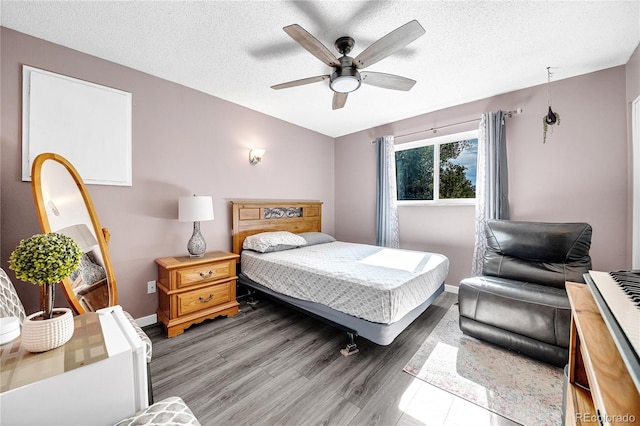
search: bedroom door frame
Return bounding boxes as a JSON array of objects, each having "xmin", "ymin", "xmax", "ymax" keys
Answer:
[{"xmin": 633, "ymin": 95, "xmax": 640, "ymax": 269}]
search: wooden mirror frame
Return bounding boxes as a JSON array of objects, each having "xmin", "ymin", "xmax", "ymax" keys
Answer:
[{"xmin": 31, "ymin": 152, "xmax": 118, "ymax": 313}]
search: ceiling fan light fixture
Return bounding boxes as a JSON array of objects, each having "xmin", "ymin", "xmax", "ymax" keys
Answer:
[
  {"xmin": 330, "ymin": 68, "xmax": 361, "ymax": 93},
  {"xmin": 330, "ymin": 75, "xmax": 360, "ymax": 93}
]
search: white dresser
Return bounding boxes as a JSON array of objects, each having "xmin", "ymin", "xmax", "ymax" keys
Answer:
[{"xmin": 0, "ymin": 306, "xmax": 148, "ymax": 425}]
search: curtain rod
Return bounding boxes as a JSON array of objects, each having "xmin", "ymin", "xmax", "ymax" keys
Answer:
[{"xmin": 371, "ymin": 108, "xmax": 523, "ymax": 143}]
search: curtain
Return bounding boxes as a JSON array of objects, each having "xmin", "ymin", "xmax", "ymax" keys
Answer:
[
  {"xmin": 375, "ymin": 135, "xmax": 400, "ymax": 248},
  {"xmin": 471, "ymin": 111, "xmax": 510, "ymax": 275}
]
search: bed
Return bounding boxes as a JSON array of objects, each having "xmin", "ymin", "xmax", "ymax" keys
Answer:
[{"xmin": 230, "ymin": 200, "xmax": 449, "ymax": 354}]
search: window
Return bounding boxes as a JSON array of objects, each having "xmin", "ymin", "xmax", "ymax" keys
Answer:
[{"xmin": 395, "ymin": 130, "xmax": 478, "ymax": 205}]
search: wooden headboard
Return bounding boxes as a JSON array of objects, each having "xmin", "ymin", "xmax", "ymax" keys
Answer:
[{"xmin": 230, "ymin": 200, "xmax": 323, "ymax": 255}]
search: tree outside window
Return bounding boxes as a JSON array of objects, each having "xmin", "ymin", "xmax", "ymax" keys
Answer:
[{"xmin": 396, "ymin": 145, "xmax": 434, "ymax": 200}]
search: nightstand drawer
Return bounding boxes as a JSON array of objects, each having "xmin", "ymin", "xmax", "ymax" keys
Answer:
[
  {"xmin": 177, "ymin": 281, "xmax": 233, "ymax": 316},
  {"xmin": 175, "ymin": 260, "xmax": 235, "ymax": 289}
]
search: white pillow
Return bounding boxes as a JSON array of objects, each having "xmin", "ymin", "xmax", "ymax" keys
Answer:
[{"xmin": 242, "ymin": 231, "xmax": 307, "ymax": 253}]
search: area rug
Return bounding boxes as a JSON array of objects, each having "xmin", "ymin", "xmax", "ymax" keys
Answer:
[{"xmin": 403, "ymin": 305, "xmax": 564, "ymax": 426}]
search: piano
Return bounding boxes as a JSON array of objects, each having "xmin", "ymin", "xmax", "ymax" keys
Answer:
[
  {"xmin": 564, "ymin": 272, "xmax": 640, "ymax": 426},
  {"xmin": 585, "ymin": 270, "xmax": 640, "ymax": 392}
]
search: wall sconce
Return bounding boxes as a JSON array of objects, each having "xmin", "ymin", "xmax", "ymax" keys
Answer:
[
  {"xmin": 249, "ymin": 148, "xmax": 265, "ymax": 165},
  {"xmin": 178, "ymin": 194, "xmax": 214, "ymax": 258}
]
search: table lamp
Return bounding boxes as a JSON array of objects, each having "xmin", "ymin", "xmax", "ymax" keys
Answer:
[{"xmin": 178, "ymin": 195, "xmax": 214, "ymax": 257}]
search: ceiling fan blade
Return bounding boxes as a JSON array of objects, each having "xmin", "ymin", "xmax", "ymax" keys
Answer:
[
  {"xmin": 332, "ymin": 92, "xmax": 348, "ymax": 110},
  {"xmin": 353, "ymin": 20, "xmax": 425, "ymax": 69},
  {"xmin": 360, "ymin": 71, "xmax": 416, "ymax": 91},
  {"xmin": 271, "ymin": 75, "xmax": 330, "ymax": 90},
  {"xmin": 283, "ymin": 24, "xmax": 340, "ymax": 67}
]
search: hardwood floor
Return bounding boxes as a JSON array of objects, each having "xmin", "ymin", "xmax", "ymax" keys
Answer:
[{"xmin": 145, "ymin": 291, "xmax": 518, "ymax": 426}]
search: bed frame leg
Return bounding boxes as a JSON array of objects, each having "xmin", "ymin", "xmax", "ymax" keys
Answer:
[
  {"xmin": 340, "ymin": 332, "xmax": 359, "ymax": 357},
  {"xmin": 247, "ymin": 296, "xmax": 259, "ymax": 309}
]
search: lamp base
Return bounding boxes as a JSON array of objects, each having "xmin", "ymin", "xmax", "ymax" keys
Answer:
[{"xmin": 187, "ymin": 221, "xmax": 207, "ymax": 258}]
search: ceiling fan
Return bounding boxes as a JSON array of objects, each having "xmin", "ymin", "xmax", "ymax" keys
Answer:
[{"xmin": 271, "ymin": 20, "xmax": 426, "ymax": 110}]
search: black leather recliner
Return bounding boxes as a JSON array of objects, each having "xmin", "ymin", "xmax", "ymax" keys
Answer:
[{"xmin": 458, "ymin": 220, "xmax": 592, "ymax": 367}]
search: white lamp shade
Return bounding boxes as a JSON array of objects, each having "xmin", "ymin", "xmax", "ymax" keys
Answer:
[{"xmin": 178, "ymin": 196, "xmax": 214, "ymax": 222}]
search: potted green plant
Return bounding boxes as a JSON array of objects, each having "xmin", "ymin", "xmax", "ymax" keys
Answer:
[
  {"xmin": 9, "ymin": 232, "xmax": 83, "ymax": 351},
  {"xmin": 542, "ymin": 106, "xmax": 560, "ymax": 144}
]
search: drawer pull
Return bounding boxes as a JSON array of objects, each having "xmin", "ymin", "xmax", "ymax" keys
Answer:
[
  {"xmin": 199, "ymin": 270, "xmax": 214, "ymax": 279},
  {"xmin": 199, "ymin": 293, "xmax": 214, "ymax": 303}
]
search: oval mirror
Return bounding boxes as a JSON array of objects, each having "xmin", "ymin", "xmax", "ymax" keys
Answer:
[{"xmin": 31, "ymin": 152, "xmax": 117, "ymax": 313}]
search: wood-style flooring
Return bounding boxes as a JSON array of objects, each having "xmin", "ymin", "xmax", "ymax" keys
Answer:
[{"xmin": 145, "ymin": 292, "xmax": 518, "ymax": 426}]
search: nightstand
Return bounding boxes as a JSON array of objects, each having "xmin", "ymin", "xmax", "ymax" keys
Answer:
[{"xmin": 155, "ymin": 250, "xmax": 240, "ymax": 337}]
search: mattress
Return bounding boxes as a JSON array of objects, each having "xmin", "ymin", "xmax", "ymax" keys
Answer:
[{"xmin": 241, "ymin": 241, "xmax": 449, "ymax": 324}]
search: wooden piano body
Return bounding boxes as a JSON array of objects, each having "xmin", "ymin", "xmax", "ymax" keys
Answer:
[{"xmin": 564, "ymin": 272, "xmax": 640, "ymax": 426}]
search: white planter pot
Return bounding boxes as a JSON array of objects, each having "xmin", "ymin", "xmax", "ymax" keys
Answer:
[{"xmin": 21, "ymin": 308, "xmax": 74, "ymax": 352}]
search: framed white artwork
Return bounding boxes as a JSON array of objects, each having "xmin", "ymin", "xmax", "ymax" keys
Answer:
[{"xmin": 22, "ymin": 65, "xmax": 132, "ymax": 186}]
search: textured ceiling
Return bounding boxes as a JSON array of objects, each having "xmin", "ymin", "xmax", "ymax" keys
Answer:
[{"xmin": 2, "ymin": 1, "xmax": 639, "ymax": 138}]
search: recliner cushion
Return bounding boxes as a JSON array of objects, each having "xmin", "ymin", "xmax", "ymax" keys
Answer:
[
  {"xmin": 459, "ymin": 276, "xmax": 572, "ymax": 348},
  {"xmin": 483, "ymin": 220, "xmax": 592, "ymax": 288},
  {"xmin": 459, "ymin": 316, "xmax": 568, "ymax": 367}
]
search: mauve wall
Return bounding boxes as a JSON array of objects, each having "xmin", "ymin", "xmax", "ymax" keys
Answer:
[
  {"xmin": 335, "ymin": 65, "xmax": 631, "ymax": 288},
  {"xmin": 0, "ymin": 28, "xmax": 335, "ymax": 318},
  {"xmin": 627, "ymin": 44, "xmax": 640, "ymax": 104},
  {"xmin": 1, "ymin": 27, "xmax": 636, "ymax": 319}
]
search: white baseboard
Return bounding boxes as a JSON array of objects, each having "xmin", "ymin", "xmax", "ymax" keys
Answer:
[
  {"xmin": 444, "ymin": 284, "xmax": 459, "ymax": 294},
  {"xmin": 135, "ymin": 314, "xmax": 157, "ymax": 328}
]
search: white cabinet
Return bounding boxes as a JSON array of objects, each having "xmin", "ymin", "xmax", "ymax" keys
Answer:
[{"xmin": 0, "ymin": 306, "xmax": 148, "ymax": 425}]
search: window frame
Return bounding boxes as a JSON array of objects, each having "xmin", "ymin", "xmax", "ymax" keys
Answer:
[{"xmin": 394, "ymin": 129, "xmax": 479, "ymax": 206}]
